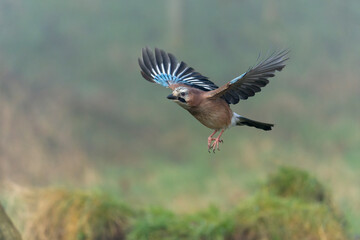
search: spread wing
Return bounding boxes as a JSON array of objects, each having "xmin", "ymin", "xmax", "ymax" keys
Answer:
[
  {"xmin": 138, "ymin": 47, "xmax": 218, "ymax": 91},
  {"xmin": 206, "ymin": 49, "xmax": 289, "ymax": 104}
]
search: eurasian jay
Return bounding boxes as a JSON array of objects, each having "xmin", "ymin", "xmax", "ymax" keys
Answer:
[{"xmin": 138, "ymin": 47, "xmax": 289, "ymax": 152}]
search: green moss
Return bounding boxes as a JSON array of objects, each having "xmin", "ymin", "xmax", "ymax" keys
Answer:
[
  {"xmin": 127, "ymin": 194, "xmax": 348, "ymax": 240},
  {"xmin": 264, "ymin": 167, "xmax": 329, "ymax": 203},
  {"xmin": 128, "ymin": 206, "xmax": 234, "ymax": 240},
  {"xmin": 230, "ymin": 166, "xmax": 348, "ymax": 240}
]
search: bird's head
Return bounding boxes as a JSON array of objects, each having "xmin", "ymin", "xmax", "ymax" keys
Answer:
[{"xmin": 167, "ymin": 87, "xmax": 190, "ymax": 107}]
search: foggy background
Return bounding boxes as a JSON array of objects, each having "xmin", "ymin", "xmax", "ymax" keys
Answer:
[{"xmin": 0, "ymin": 0, "xmax": 359, "ymax": 235}]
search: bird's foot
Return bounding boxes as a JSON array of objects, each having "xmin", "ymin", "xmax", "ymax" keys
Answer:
[
  {"xmin": 208, "ymin": 137, "xmax": 223, "ymax": 153},
  {"xmin": 207, "ymin": 137, "xmax": 216, "ymax": 152}
]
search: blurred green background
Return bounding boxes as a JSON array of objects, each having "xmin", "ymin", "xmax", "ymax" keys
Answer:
[{"xmin": 0, "ymin": 0, "xmax": 359, "ymax": 236}]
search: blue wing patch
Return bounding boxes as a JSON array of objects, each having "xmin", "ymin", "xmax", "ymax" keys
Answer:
[
  {"xmin": 138, "ymin": 47, "xmax": 218, "ymax": 91},
  {"xmin": 229, "ymin": 72, "xmax": 246, "ymax": 85}
]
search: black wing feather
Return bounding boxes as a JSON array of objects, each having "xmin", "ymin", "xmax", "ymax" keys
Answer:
[{"xmin": 219, "ymin": 49, "xmax": 289, "ymax": 104}]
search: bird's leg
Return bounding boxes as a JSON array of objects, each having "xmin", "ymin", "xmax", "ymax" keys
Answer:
[
  {"xmin": 211, "ymin": 129, "xmax": 224, "ymax": 152},
  {"xmin": 207, "ymin": 130, "xmax": 218, "ymax": 152}
]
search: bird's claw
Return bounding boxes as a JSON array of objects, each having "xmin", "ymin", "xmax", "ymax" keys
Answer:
[
  {"xmin": 208, "ymin": 138, "xmax": 223, "ymax": 153},
  {"xmin": 207, "ymin": 138, "xmax": 216, "ymax": 152},
  {"xmin": 207, "ymin": 129, "xmax": 225, "ymax": 153}
]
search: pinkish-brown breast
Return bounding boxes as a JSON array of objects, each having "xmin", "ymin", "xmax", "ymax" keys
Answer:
[{"xmin": 187, "ymin": 98, "xmax": 232, "ymax": 130}]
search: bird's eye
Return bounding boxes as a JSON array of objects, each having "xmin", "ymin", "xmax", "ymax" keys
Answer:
[{"xmin": 180, "ymin": 92, "xmax": 186, "ymax": 97}]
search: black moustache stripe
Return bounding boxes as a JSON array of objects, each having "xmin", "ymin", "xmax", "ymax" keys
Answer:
[{"xmin": 178, "ymin": 97, "xmax": 186, "ymax": 103}]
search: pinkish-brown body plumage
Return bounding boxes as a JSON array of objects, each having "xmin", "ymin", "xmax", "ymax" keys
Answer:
[
  {"xmin": 187, "ymin": 97, "xmax": 232, "ymax": 130},
  {"xmin": 138, "ymin": 47, "xmax": 289, "ymax": 152},
  {"xmin": 170, "ymin": 85, "xmax": 232, "ymax": 130}
]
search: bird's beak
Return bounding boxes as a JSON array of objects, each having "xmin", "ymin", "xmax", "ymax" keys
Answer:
[{"xmin": 167, "ymin": 94, "xmax": 177, "ymax": 100}]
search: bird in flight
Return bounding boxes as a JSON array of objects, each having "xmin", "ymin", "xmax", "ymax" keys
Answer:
[{"xmin": 138, "ymin": 47, "xmax": 289, "ymax": 152}]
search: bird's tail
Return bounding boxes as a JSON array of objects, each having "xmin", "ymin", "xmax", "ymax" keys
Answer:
[{"xmin": 235, "ymin": 114, "xmax": 274, "ymax": 131}]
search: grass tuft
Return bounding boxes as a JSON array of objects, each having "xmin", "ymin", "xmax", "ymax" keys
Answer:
[
  {"xmin": 128, "ymin": 206, "xmax": 234, "ymax": 240},
  {"xmin": 13, "ymin": 189, "xmax": 133, "ymax": 240},
  {"xmin": 264, "ymin": 166, "xmax": 329, "ymax": 203}
]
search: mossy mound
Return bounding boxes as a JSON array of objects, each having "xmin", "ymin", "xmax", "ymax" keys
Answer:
[
  {"xmin": 231, "ymin": 194, "xmax": 347, "ymax": 240},
  {"xmin": 263, "ymin": 166, "xmax": 329, "ymax": 203},
  {"xmin": 17, "ymin": 189, "xmax": 133, "ymax": 240}
]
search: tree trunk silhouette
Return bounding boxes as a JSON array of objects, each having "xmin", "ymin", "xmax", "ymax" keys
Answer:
[
  {"xmin": 0, "ymin": 204, "xmax": 22, "ymax": 240},
  {"xmin": 168, "ymin": 0, "xmax": 183, "ymax": 48}
]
